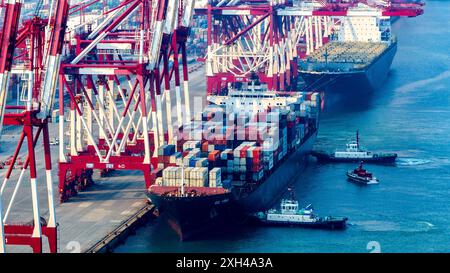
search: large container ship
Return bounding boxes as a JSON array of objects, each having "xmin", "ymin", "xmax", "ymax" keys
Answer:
[
  {"xmin": 147, "ymin": 81, "xmax": 321, "ymax": 240},
  {"xmin": 299, "ymin": 12, "xmax": 397, "ymax": 99}
]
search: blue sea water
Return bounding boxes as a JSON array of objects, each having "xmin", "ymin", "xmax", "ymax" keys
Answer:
[{"xmin": 115, "ymin": 0, "xmax": 450, "ymax": 253}]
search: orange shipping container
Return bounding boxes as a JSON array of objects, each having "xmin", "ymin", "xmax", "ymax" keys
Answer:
[
  {"xmin": 202, "ymin": 141, "xmax": 209, "ymax": 152},
  {"xmin": 208, "ymin": 150, "xmax": 221, "ymax": 161}
]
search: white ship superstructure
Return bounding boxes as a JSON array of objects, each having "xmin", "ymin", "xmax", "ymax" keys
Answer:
[
  {"xmin": 338, "ymin": 4, "xmax": 392, "ymax": 43},
  {"xmin": 207, "ymin": 83, "xmax": 308, "ymax": 114},
  {"xmin": 333, "ymin": 141, "xmax": 374, "ymax": 159},
  {"xmin": 266, "ymin": 200, "xmax": 317, "ymax": 223}
]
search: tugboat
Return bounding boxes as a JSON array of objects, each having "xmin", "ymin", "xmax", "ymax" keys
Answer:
[
  {"xmin": 311, "ymin": 131, "xmax": 397, "ymax": 163},
  {"xmin": 251, "ymin": 199, "xmax": 347, "ymax": 230},
  {"xmin": 346, "ymin": 161, "xmax": 379, "ymax": 185}
]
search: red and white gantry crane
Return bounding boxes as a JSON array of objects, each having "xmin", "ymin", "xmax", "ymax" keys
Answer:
[
  {"xmin": 58, "ymin": 0, "xmax": 196, "ymax": 202},
  {"xmin": 197, "ymin": 0, "xmax": 423, "ymax": 95},
  {"xmin": 0, "ymin": 0, "xmax": 69, "ymax": 253}
]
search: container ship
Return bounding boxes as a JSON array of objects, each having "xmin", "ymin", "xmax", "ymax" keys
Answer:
[
  {"xmin": 299, "ymin": 13, "xmax": 397, "ymax": 100},
  {"xmin": 147, "ymin": 81, "xmax": 321, "ymax": 240}
]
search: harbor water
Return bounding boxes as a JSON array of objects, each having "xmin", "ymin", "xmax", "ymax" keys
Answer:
[{"xmin": 115, "ymin": 1, "xmax": 450, "ymax": 253}]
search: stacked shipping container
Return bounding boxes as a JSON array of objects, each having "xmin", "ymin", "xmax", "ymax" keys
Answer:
[{"xmin": 155, "ymin": 92, "xmax": 321, "ymax": 191}]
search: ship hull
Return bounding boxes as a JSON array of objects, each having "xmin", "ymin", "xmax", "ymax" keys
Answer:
[
  {"xmin": 147, "ymin": 131, "xmax": 318, "ymax": 241},
  {"xmin": 311, "ymin": 151, "xmax": 397, "ymax": 164},
  {"xmin": 147, "ymin": 190, "xmax": 235, "ymax": 241},
  {"xmin": 346, "ymin": 173, "xmax": 379, "ymax": 185},
  {"xmin": 299, "ymin": 41, "xmax": 397, "ymax": 102},
  {"xmin": 256, "ymin": 218, "xmax": 347, "ymax": 230}
]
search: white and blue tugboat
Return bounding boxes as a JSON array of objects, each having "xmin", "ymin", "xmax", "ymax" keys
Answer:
[
  {"xmin": 311, "ymin": 131, "xmax": 397, "ymax": 163},
  {"xmin": 252, "ymin": 199, "xmax": 347, "ymax": 230}
]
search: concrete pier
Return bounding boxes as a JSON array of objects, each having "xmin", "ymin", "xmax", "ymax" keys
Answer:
[{"xmin": 0, "ymin": 65, "xmax": 205, "ymax": 253}]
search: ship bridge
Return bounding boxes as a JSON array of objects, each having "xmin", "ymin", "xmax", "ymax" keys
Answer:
[{"xmin": 207, "ymin": 84, "xmax": 305, "ymax": 114}]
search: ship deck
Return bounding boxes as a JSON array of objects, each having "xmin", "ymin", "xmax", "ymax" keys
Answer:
[{"xmin": 300, "ymin": 41, "xmax": 391, "ymax": 72}]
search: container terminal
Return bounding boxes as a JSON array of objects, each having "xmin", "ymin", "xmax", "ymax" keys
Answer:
[{"xmin": 0, "ymin": 0, "xmax": 423, "ymax": 252}]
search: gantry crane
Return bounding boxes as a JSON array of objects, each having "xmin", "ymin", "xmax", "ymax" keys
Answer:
[
  {"xmin": 0, "ymin": 0, "xmax": 423, "ymax": 253},
  {"xmin": 0, "ymin": 0, "xmax": 69, "ymax": 253},
  {"xmin": 58, "ymin": 0, "xmax": 196, "ymax": 202},
  {"xmin": 197, "ymin": 0, "xmax": 423, "ymax": 94}
]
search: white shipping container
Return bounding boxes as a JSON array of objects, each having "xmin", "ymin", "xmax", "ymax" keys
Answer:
[
  {"xmin": 221, "ymin": 149, "xmax": 233, "ymax": 160},
  {"xmin": 233, "ymin": 147, "xmax": 241, "ymax": 158},
  {"xmin": 209, "ymin": 168, "xmax": 221, "ymax": 179},
  {"xmin": 189, "ymin": 148, "xmax": 201, "ymax": 157},
  {"xmin": 263, "ymin": 137, "xmax": 274, "ymax": 151},
  {"xmin": 192, "ymin": 168, "xmax": 200, "ymax": 179},
  {"xmin": 242, "ymin": 141, "xmax": 256, "ymax": 147},
  {"xmin": 210, "ymin": 179, "xmax": 216, "ymax": 188},
  {"xmin": 184, "ymin": 167, "xmax": 192, "ymax": 179},
  {"xmin": 216, "ymin": 175, "xmax": 222, "ymax": 186},
  {"xmin": 208, "ymin": 145, "xmax": 215, "ymax": 152},
  {"xmin": 247, "ymin": 146, "xmax": 256, "ymax": 157},
  {"xmin": 199, "ymin": 167, "xmax": 208, "ymax": 177},
  {"xmin": 189, "ymin": 167, "xmax": 197, "ymax": 180}
]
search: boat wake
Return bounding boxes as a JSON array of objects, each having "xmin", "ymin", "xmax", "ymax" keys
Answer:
[
  {"xmin": 352, "ymin": 220, "xmax": 399, "ymax": 232},
  {"xmin": 396, "ymin": 158, "xmax": 432, "ymax": 166},
  {"xmin": 351, "ymin": 220, "xmax": 436, "ymax": 233}
]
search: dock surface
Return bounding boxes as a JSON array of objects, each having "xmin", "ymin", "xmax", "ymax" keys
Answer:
[{"xmin": 0, "ymin": 65, "xmax": 206, "ymax": 253}]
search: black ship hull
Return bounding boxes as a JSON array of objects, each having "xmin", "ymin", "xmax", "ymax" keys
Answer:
[
  {"xmin": 311, "ymin": 151, "xmax": 397, "ymax": 164},
  {"xmin": 147, "ymin": 131, "xmax": 318, "ymax": 241},
  {"xmin": 299, "ymin": 41, "xmax": 397, "ymax": 104},
  {"xmin": 256, "ymin": 218, "xmax": 348, "ymax": 230},
  {"xmin": 147, "ymin": 190, "xmax": 235, "ymax": 241}
]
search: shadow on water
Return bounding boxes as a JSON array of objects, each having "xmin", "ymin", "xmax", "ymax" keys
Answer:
[
  {"xmin": 137, "ymin": 213, "xmax": 264, "ymax": 252},
  {"xmin": 322, "ymin": 88, "xmax": 376, "ymax": 115}
]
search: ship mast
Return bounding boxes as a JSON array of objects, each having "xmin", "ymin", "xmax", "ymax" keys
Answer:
[
  {"xmin": 180, "ymin": 161, "xmax": 185, "ymax": 196},
  {"xmin": 356, "ymin": 130, "xmax": 360, "ymax": 150}
]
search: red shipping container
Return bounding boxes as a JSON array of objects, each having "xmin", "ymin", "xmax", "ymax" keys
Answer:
[
  {"xmin": 252, "ymin": 147, "xmax": 262, "ymax": 162},
  {"xmin": 164, "ymin": 156, "xmax": 170, "ymax": 164},
  {"xmin": 158, "ymin": 155, "xmax": 170, "ymax": 164},
  {"xmin": 240, "ymin": 146, "xmax": 250, "ymax": 158},
  {"xmin": 208, "ymin": 150, "xmax": 221, "ymax": 161},
  {"xmin": 253, "ymin": 157, "xmax": 261, "ymax": 165},
  {"xmin": 252, "ymin": 164, "xmax": 264, "ymax": 172}
]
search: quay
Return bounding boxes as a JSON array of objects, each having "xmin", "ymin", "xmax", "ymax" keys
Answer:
[{"xmin": 0, "ymin": 67, "xmax": 205, "ymax": 253}]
